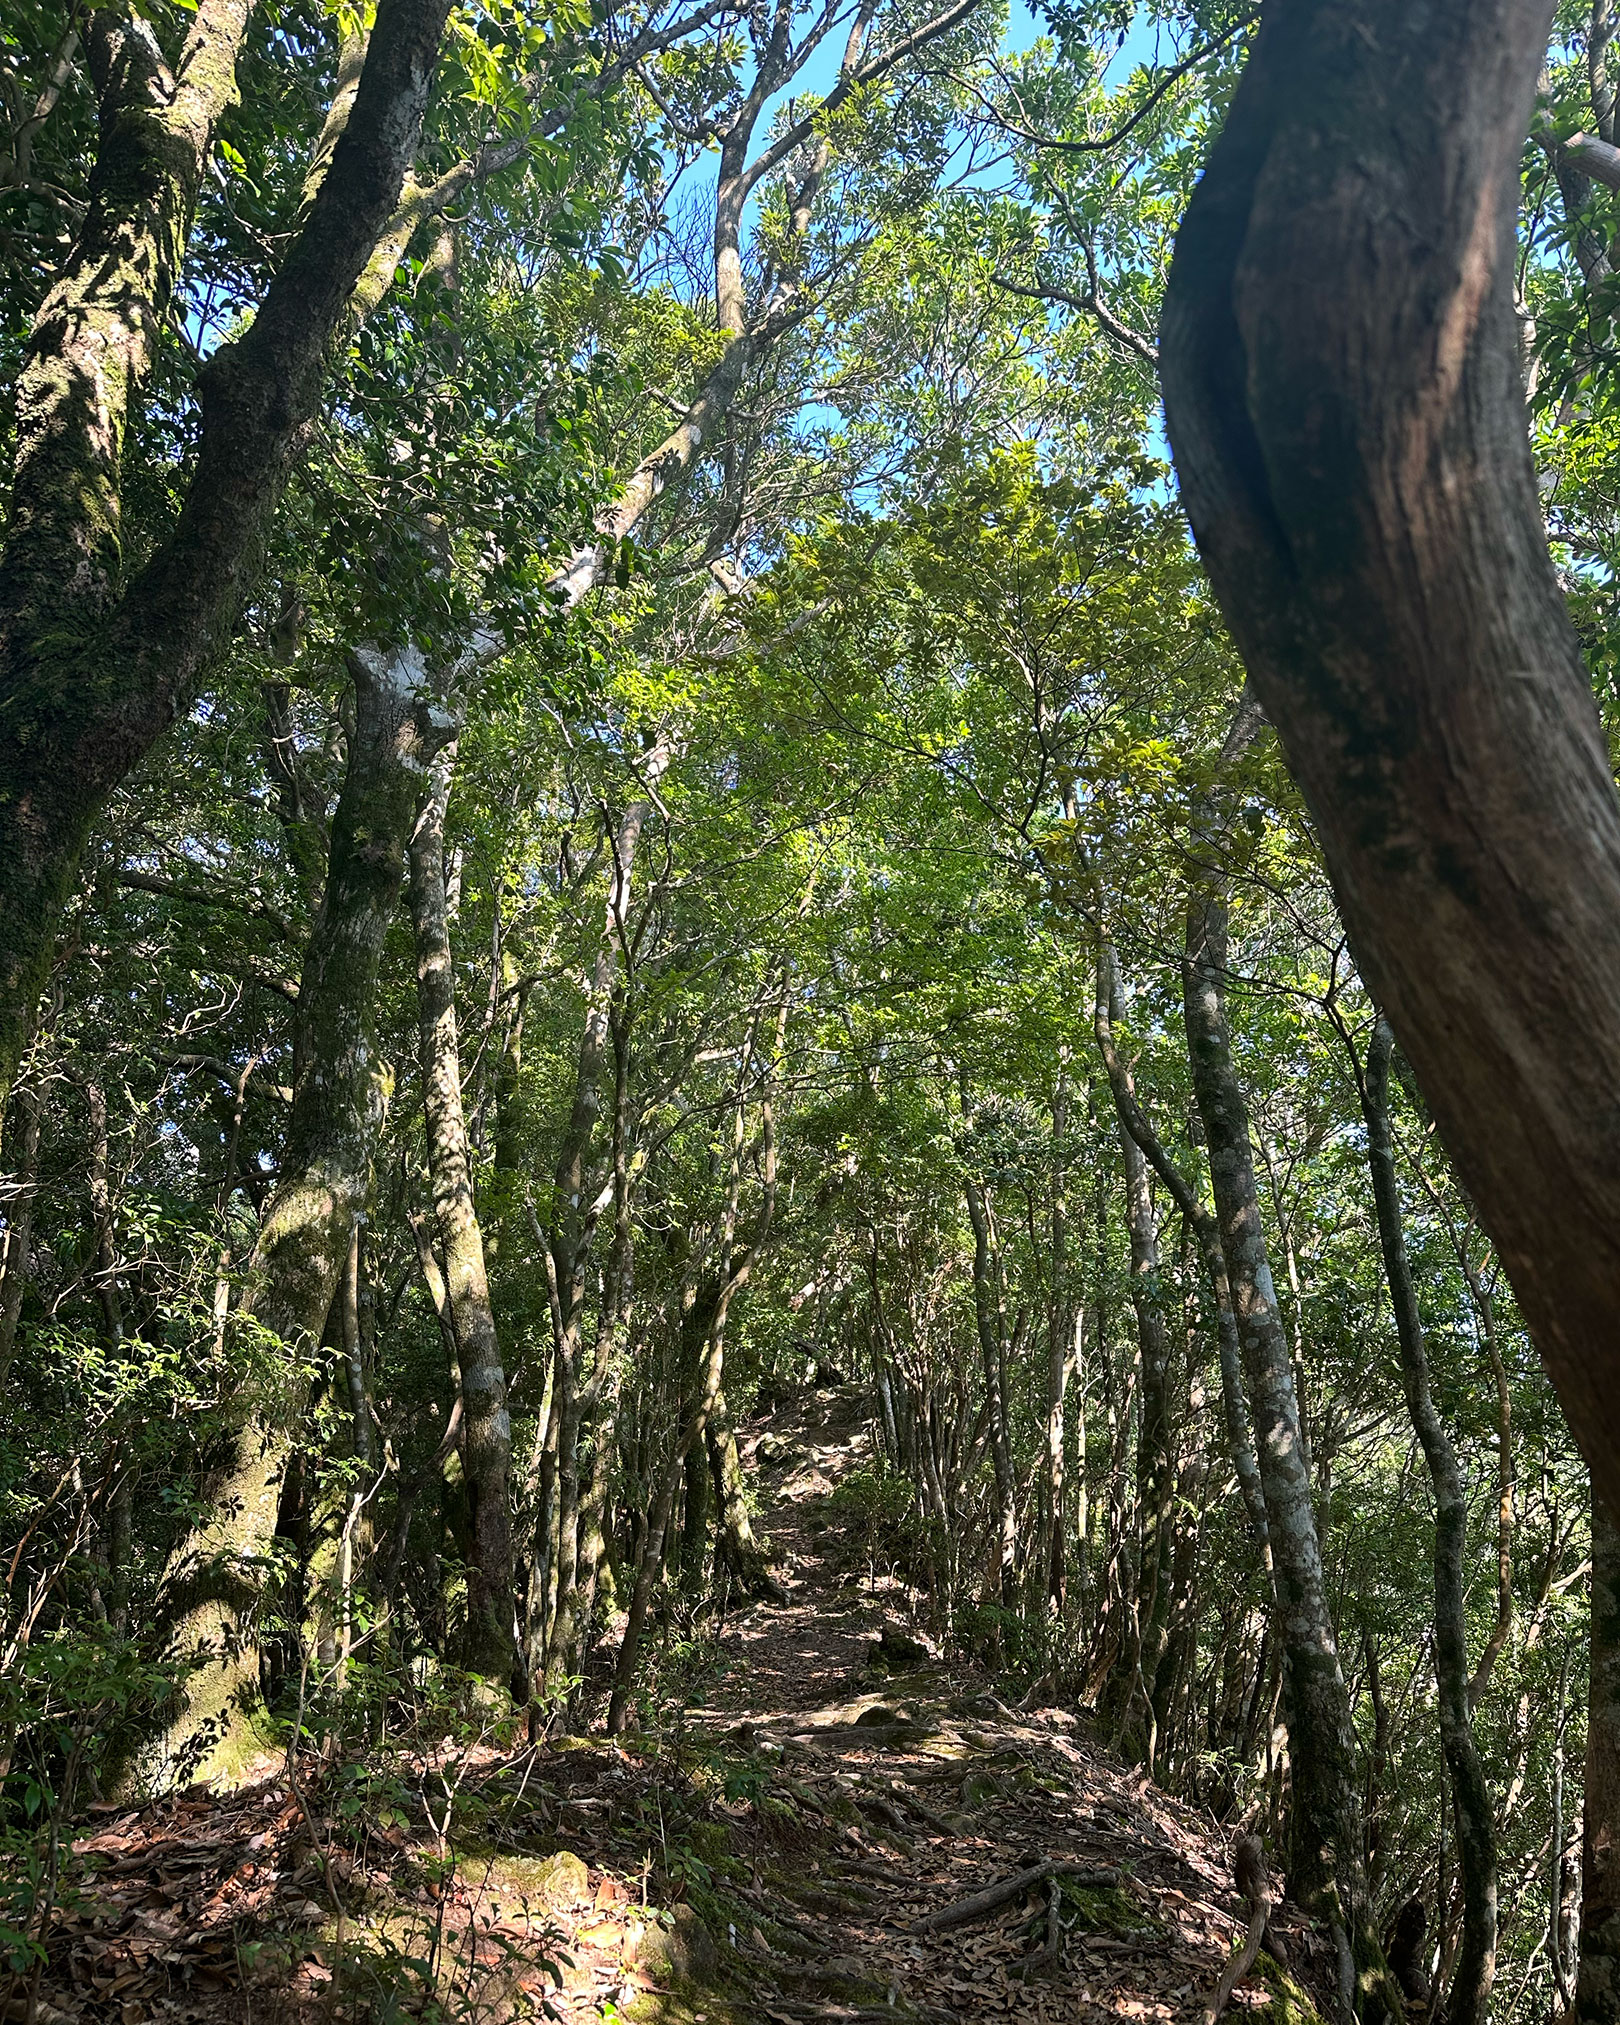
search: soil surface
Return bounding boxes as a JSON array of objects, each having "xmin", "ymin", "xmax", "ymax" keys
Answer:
[{"xmin": 18, "ymin": 1388, "xmax": 1326, "ymax": 2025}]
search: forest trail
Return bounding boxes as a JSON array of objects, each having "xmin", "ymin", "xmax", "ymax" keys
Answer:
[
  {"xmin": 22, "ymin": 1390, "xmax": 1320, "ymax": 2025},
  {"xmin": 651, "ymin": 1383, "xmax": 1320, "ymax": 2023}
]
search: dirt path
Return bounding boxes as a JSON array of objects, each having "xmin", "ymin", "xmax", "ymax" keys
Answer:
[
  {"xmin": 694, "ymin": 1385, "xmax": 901, "ymax": 1725},
  {"xmin": 24, "ymin": 1389, "xmax": 1324, "ymax": 2025},
  {"xmin": 654, "ymin": 1386, "xmax": 1320, "ymax": 2025}
]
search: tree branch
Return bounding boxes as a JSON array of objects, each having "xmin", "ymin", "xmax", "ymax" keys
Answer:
[{"xmin": 992, "ymin": 250, "xmax": 1159, "ymax": 366}]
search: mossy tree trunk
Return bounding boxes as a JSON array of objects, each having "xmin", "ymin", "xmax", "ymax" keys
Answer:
[
  {"xmin": 156, "ymin": 647, "xmax": 452, "ymax": 1783},
  {"xmin": 0, "ymin": 0, "xmax": 452, "ymax": 1135},
  {"xmin": 708, "ymin": 1391, "xmax": 777, "ymax": 1597}
]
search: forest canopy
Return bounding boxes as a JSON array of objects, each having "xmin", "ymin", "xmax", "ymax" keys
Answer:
[{"xmin": 1, "ymin": 1, "xmax": 1618, "ymax": 2021}]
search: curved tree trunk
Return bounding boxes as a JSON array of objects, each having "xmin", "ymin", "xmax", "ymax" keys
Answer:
[
  {"xmin": 1360, "ymin": 1019, "xmax": 1496, "ymax": 2025},
  {"xmin": 1159, "ymin": 0, "xmax": 1620, "ymax": 1514}
]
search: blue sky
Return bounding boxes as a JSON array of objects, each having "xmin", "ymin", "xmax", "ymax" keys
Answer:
[
  {"xmin": 680, "ymin": 0, "xmax": 1171, "ymax": 262},
  {"xmin": 759, "ymin": 0, "xmax": 1164, "ymax": 129}
]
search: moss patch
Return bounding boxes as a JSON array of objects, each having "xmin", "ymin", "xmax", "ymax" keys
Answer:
[
  {"xmin": 1057, "ymin": 1879, "xmax": 1162, "ymax": 1942},
  {"xmin": 469, "ymin": 1846, "xmax": 591, "ymax": 1909},
  {"xmin": 622, "ymin": 1991, "xmax": 749, "ymax": 2025},
  {"xmin": 1253, "ymin": 1950, "xmax": 1328, "ymax": 2025}
]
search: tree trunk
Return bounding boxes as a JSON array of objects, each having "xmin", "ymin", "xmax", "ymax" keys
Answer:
[
  {"xmin": 963, "ymin": 1176, "xmax": 1017, "ymax": 1609},
  {"xmin": 606, "ymin": 1243, "xmax": 763, "ymax": 1735},
  {"xmin": 606, "ymin": 997, "xmax": 785, "ymax": 1733},
  {"xmin": 1041, "ymin": 1071, "xmax": 1077, "ymax": 1617},
  {"xmin": 1094, "ymin": 941, "xmax": 1270, "ymax": 1566},
  {"xmin": 544, "ymin": 770, "xmax": 664, "ymax": 1686},
  {"xmin": 408, "ymin": 742, "xmax": 518, "ymax": 1693},
  {"xmin": 1360, "ymin": 1018, "xmax": 1496, "ymax": 2025},
  {"xmin": 155, "ymin": 646, "xmax": 450, "ymax": 1782},
  {"xmin": 1467, "ymin": 1271, "xmax": 1515, "ymax": 1712},
  {"xmin": 1104, "ymin": 1013, "xmax": 1175, "ymax": 1739},
  {"xmin": 1578, "ymin": 1498, "xmax": 1620, "ymax": 2025},
  {"xmin": 0, "ymin": 1084, "xmax": 42, "ymax": 1389},
  {"xmin": 0, "ymin": 0, "xmax": 452, "ymax": 1129},
  {"xmin": 1159, "ymin": 0, "xmax": 1620, "ymax": 1516},
  {"xmin": 708, "ymin": 1392, "xmax": 776, "ymax": 1596},
  {"xmin": 1181, "ymin": 831, "xmax": 1392, "ymax": 2019}
]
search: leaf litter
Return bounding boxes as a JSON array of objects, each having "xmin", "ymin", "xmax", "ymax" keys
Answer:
[{"xmin": 15, "ymin": 1390, "xmax": 1333, "ymax": 2025}]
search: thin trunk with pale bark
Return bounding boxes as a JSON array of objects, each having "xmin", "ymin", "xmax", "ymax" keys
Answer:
[
  {"xmin": 409, "ymin": 742, "xmax": 518, "ymax": 1692},
  {"xmin": 1093, "ymin": 941, "xmax": 1269, "ymax": 1565},
  {"xmin": 963, "ymin": 1175, "xmax": 1018, "ymax": 1610},
  {"xmin": 1179, "ymin": 720, "xmax": 1394, "ymax": 2019},
  {"xmin": 545, "ymin": 767, "xmax": 665, "ymax": 1687},
  {"xmin": 1360, "ymin": 1018, "xmax": 1495, "ymax": 2025}
]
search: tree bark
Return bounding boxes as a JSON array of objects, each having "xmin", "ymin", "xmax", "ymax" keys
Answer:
[
  {"xmin": 1360, "ymin": 1018, "xmax": 1496, "ymax": 2025},
  {"xmin": 1179, "ymin": 761, "xmax": 1392, "ymax": 2019},
  {"xmin": 0, "ymin": 0, "xmax": 452, "ymax": 1130},
  {"xmin": 1578, "ymin": 1498, "xmax": 1620, "ymax": 2025},
  {"xmin": 1040, "ymin": 1069, "xmax": 1077, "ymax": 1617},
  {"xmin": 0, "ymin": 1083, "xmax": 41, "ymax": 1388},
  {"xmin": 154, "ymin": 646, "xmax": 451, "ymax": 1782},
  {"xmin": 1466, "ymin": 1267, "xmax": 1515, "ymax": 1713},
  {"xmin": 408, "ymin": 743, "xmax": 518, "ymax": 1692},
  {"xmin": 1104, "ymin": 1006, "xmax": 1175, "ymax": 1736},
  {"xmin": 708, "ymin": 1390, "xmax": 777, "ymax": 1595},
  {"xmin": 1093, "ymin": 941, "xmax": 1269, "ymax": 1564},
  {"xmin": 1159, "ymin": 0, "xmax": 1620, "ymax": 1514},
  {"xmin": 963, "ymin": 1175, "xmax": 1018, "ymax": 1609}
]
